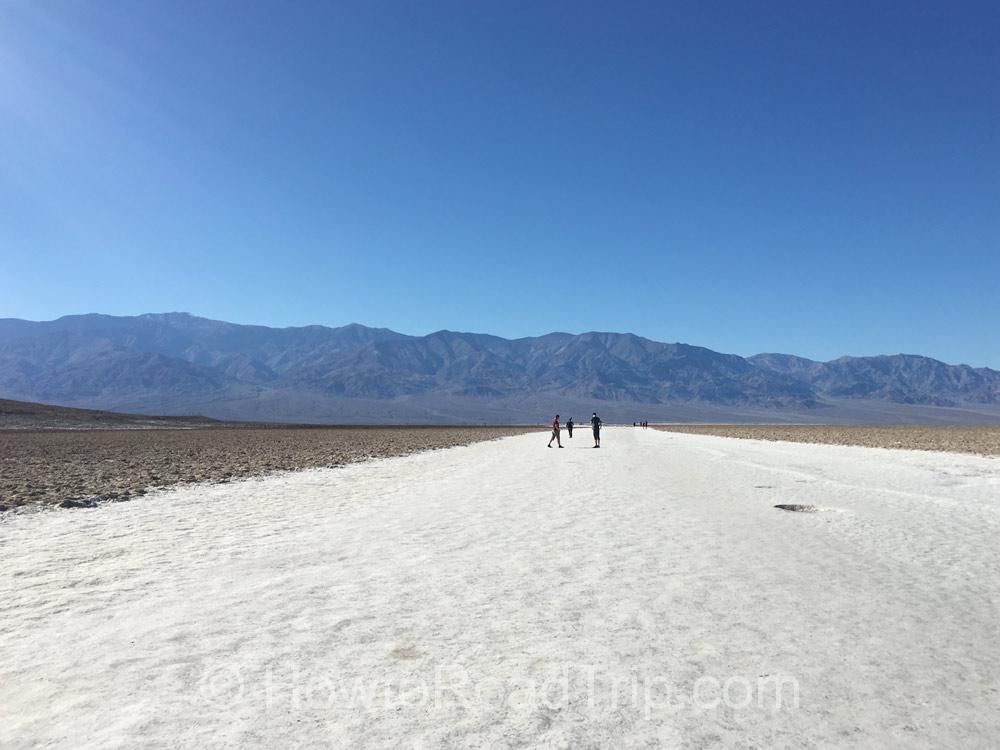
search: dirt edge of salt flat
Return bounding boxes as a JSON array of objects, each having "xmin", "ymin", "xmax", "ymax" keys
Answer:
[
  {"xmin": 653, "ymin": 423, "xmax": 1000, "ymax": 457},
  {"xmin": 0, "ymin": 426, "xmax": 541, "ymax": 513}
]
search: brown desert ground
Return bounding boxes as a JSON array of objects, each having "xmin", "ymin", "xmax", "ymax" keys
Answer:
[
  {"xmin": 653, "ymin": 424, "xmax": 1000, "ymax": 457},
  {"xmin": 0, "ymin": 426, "xmax": 536, "ymax": 510},
  {"xmin": 0, "ymin": 397, "xmax": 221, "ymax": 430}
]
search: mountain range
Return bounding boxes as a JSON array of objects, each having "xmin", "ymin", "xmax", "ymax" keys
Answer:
[{"xmin": 1, "ymin": 313, "xmax": 998, "ymax": 424}]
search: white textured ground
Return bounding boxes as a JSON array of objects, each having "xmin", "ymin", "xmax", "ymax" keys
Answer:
[{"xmin": 2, "ymin": 428, "xmax": 999, "ymax": 749}]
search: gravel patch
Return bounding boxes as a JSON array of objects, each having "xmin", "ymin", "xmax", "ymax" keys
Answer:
[
  {"xmin": 653, "ymin": 424, "xmax": 1000, "ymax": 456},
  {"xmin": 0, "ymin": 426, "xmax": 537, "ymax": 509}
]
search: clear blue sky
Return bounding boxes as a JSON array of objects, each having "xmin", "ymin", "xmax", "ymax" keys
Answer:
[{"xmin": 2, "ymin": 1, "xmax": 997, "ymax": 366}]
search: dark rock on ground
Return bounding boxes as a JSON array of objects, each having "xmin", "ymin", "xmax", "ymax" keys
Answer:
[{"xmin": 59, "ymin": 498, "xmax": 100, "ymax": 509}]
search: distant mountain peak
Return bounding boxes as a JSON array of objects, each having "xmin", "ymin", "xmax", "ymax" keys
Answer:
[{"xmin": 0, "ymin": 313, "xmax": 997, "ymax": 423}]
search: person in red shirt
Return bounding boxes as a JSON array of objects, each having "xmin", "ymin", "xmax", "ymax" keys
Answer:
[{"xmin": 547, "ymin": 414, "xmax": 563, "ymax": 448}]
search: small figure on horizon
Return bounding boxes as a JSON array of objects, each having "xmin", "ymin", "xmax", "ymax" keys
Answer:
[
  {"xmin": 548, "ymin": 414, "xmax": 563, "ymax": 448},
  {"xmin": 566, "ymin": 417, "xmax": 574, "ymax": 439},
  {"xmin": 591, "ymin": 411, "xmax": 602, "ymax": 448}
]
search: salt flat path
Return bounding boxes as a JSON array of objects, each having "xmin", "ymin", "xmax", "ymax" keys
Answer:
[{"xmin": 2, "ymin": 428, "xmax": 999, "ymax": 749}]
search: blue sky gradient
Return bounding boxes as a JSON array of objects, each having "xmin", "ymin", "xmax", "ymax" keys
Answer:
[{"xmin": 1, "ymin": 1, "xmax": 997, "ymax": 366}]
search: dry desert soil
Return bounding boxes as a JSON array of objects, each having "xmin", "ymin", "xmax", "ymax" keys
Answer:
[
  {"xmin": 653, "ymin": 424, "xmax": 1000, "ymax": 457},
  {"xmin": 0, "ymin": 426, "xmax": 536, "ymax": 510}
]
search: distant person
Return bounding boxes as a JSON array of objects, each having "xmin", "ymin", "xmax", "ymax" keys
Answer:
[
  {"xmin": 591, "ymin": 411, "xmax": 602, "ymax": 448},
  {"xmin": 547, "ymin": 414, "xmax": 563, "ymax": 448},
  {"xmin": 566, "ymin": 417, "xmax": 574, "ymax": 438}
]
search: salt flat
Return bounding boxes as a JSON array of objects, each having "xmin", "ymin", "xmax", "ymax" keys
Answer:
[{"xmin": 2, "ymin": 428, "xmax": 999, "ymax": 749}]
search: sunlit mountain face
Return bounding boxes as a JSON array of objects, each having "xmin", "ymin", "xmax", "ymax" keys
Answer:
[{"xmin": 1, "ymin": 313, "xmax": 998, "ymax": 424}]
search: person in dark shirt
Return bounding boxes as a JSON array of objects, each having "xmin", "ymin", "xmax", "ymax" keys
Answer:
[
  {"xmin": 591, "ymin": 412, "xmax": 602, "ymax": 448},
  {"xmin": 566, "ymin": 417, "xmax": 574, "ymax": 438},
  {"xmin": 547, "ymin": 414, "xmax": 563, "ymax": 448}
]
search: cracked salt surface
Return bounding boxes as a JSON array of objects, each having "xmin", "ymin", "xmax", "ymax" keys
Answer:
[{"xmin": 2, "ymin": 428, "xmax": 999, "ymax": 748}]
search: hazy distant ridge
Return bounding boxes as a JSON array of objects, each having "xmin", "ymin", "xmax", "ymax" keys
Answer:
[{"xmin": 0, "ymin": 313, "xmax": 997, "ymax": 423}]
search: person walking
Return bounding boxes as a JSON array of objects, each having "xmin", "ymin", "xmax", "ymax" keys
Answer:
[
  {"xmin": 566, "ymin": 417, "xmax": 574, "ymax": 438},
  {"xmin": 591, "ymin": 411, "xmax": 602, "ymax": 448},
  {"xmin": 547, "ymin": 414, "xmax": 563, "ymax": 448}
]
